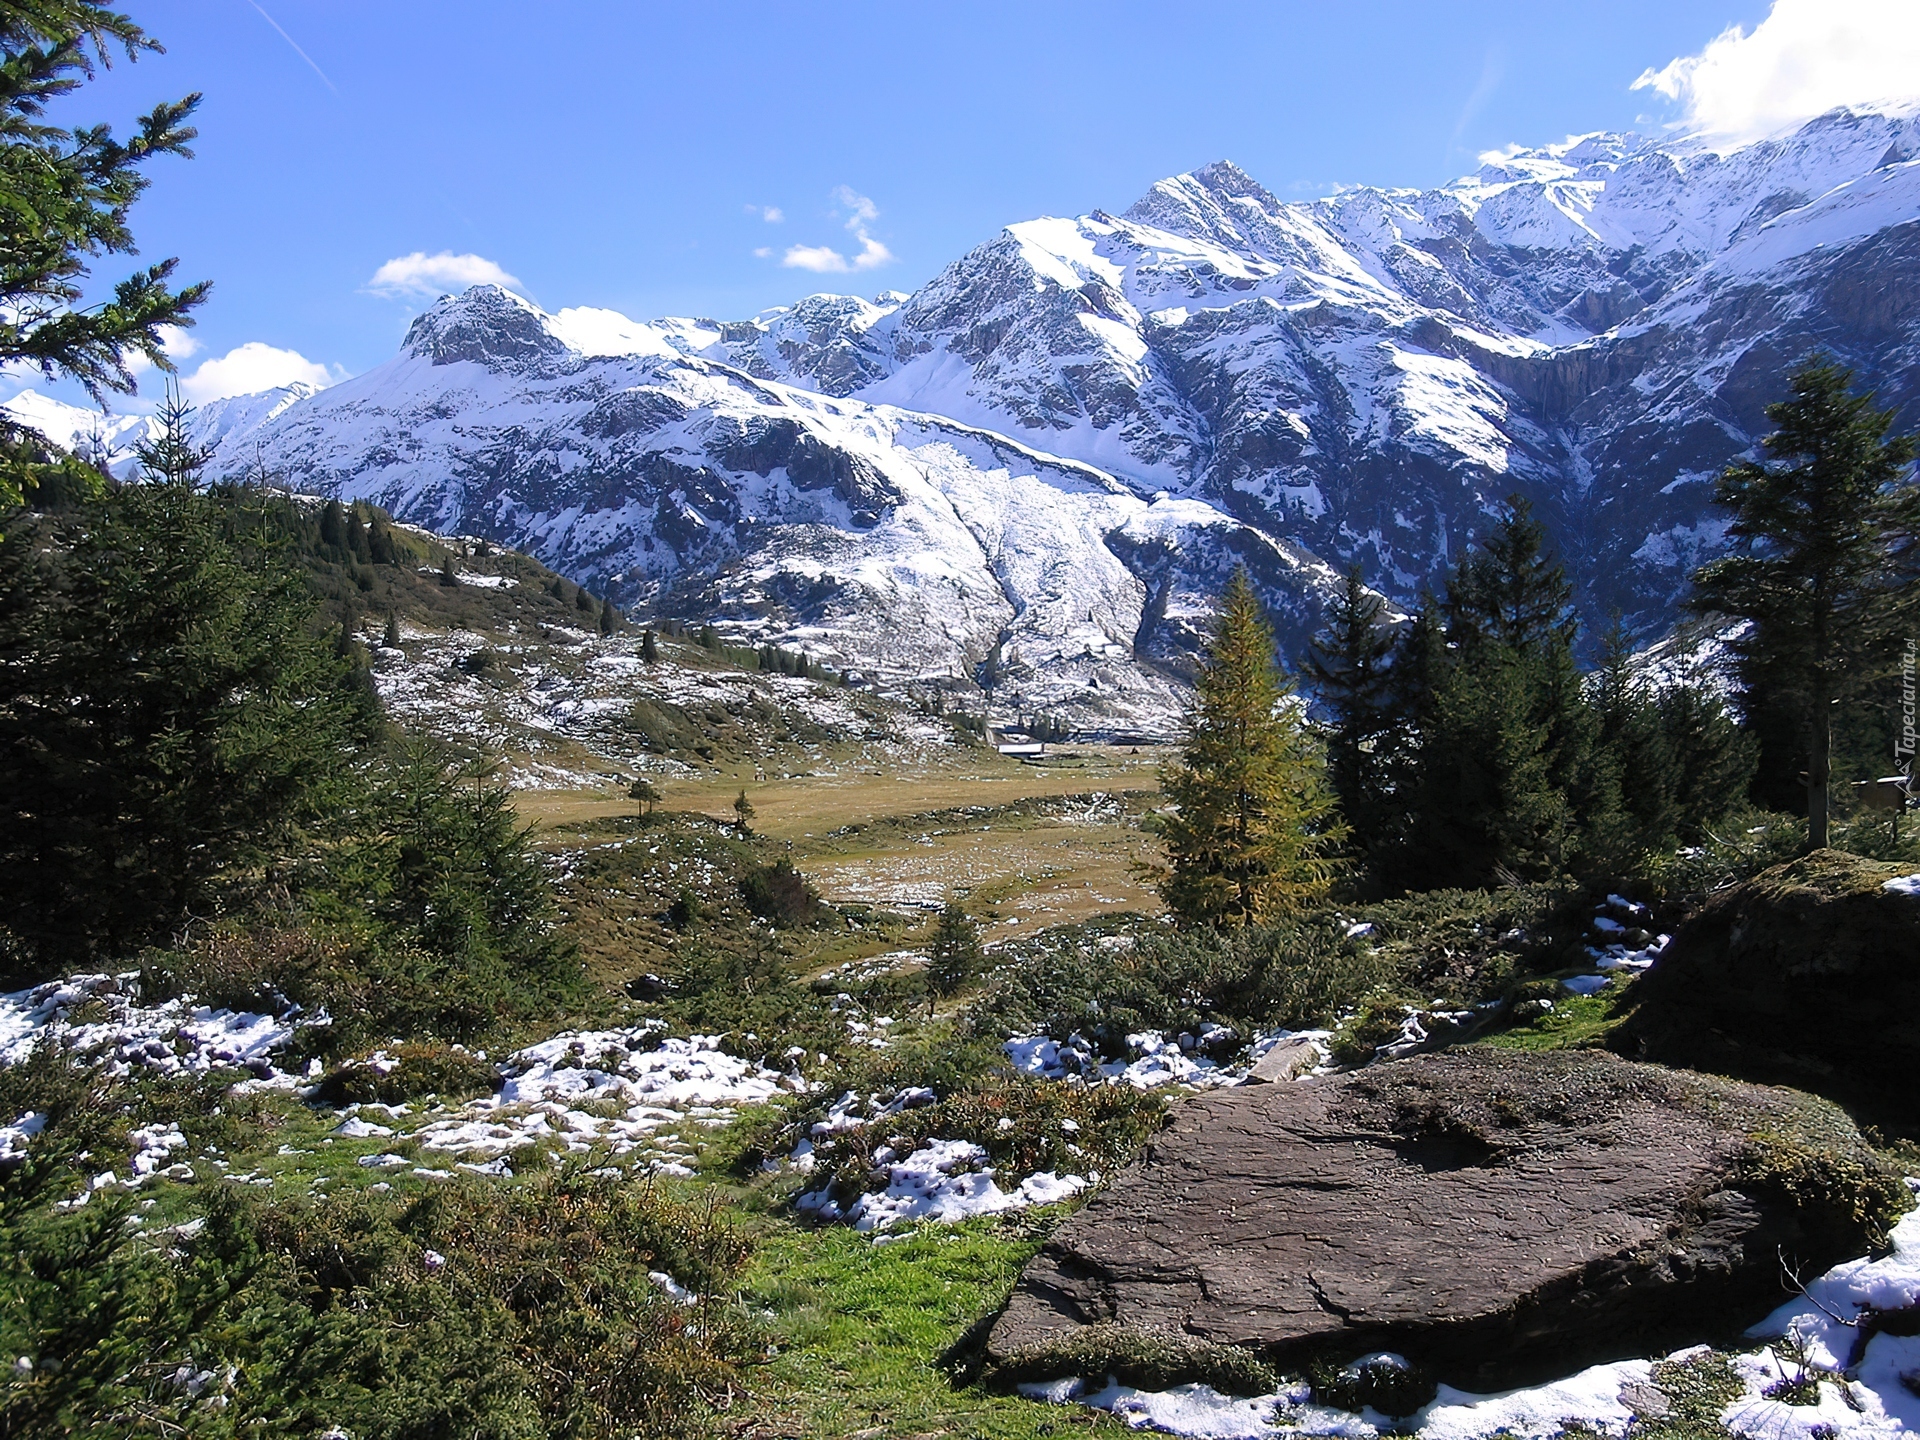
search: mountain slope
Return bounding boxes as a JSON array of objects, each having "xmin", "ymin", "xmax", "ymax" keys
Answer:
[
  {"xmin": 192, "ymin": 287, "xmax": 1344, "ymax": 734},
  {"xmin": 22, "ymin": 103, "xmax": 1920, "ymax": 721}
]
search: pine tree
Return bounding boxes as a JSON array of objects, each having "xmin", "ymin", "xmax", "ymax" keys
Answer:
[
  {"xmin": 575, "ymin": 586, "xmax": 594, "ymax": 613},
  {"xmin": 1158, "ymin": 568, "xmax": 1344, "ymax": 924},
  {"xmin": 0, "ymin": 4, "xmax": 209, "ymax": 509},
  {"xmin": 732, "ymin": 789, "xmax": 755, "ymax": 834},
  {"xmin": 383, "ymin": 612, "xmax": 401, "ymax": 649},
  {"xmin": 628, "ymin": 777, "xmax": 660, "ymax": 821},
  {"xmin": 641, "ymin": 627, "xmax": 658, "ymax": 663},
  {"xmin": 598, "ymin": 597, "xmax": 615, "ymax": 636},
  {"xmin": 346, "ymin": 507, "xmax": 370, "ymax": 563},
  {"xmin": 1306, "ymin": 564, "xmax": 1396, "ymax": 842},
  {"xmin": 925, "ymin": 901, "xmax": 982, "ymax": 1013},
  {"xmin": 1691, "ymin": 359, "xmax": 1920, "ymax": 849}
]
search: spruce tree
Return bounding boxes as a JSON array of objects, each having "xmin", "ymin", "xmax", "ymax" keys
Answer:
[
  {"xmin": 132, "ymin": 385, "xmax": 208, "ymax": 488},
  {"xmin": 732, "ymin": 789, "xmax": 755, "ymax": 833},
  {"xmin": 925, "ymin": 901, "xmax": 982, "ymax": 1013},
  {"xmin": 318, "ymin": 498, "xmax": 348, "ymax": 553},
  {"xmin": 598, "ymin": 596, "xmax": 616, "ymax": 635},
  {"xmin": 368, "ymin": 513, "xmax": 398, "ymax": 565},
  {"xmin": 0, "ymin": 485, "xmax": 377, "ymax": 965},
  {"xmin": 0, "ymin": 4, "xmax": 209, "ymax": 508},
  {"xmin": 1158, "ymin": 568, "xmax": 1344, "ymax": 924},
  {"xmin": 1306, "ymin": 564, "xmax": 1396, "ymax": 843},
  {"xmin": 383, "ymin": 612, "xmax": 401, "ymax": 648},
  {"xmin": 1691, "ymin": 359, "xmax": 1920, "ymax": 849},
  {"xmin": 641, "ymin": 627, "xmax": 658, "ymax": 663},
  {"xmin": 346, "ymin": 507, "xmax": 370, "ymax": 563}
]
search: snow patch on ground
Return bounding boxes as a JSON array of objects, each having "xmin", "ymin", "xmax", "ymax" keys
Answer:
[
  {"xmin": 0, "ymin": 974, "xmax": 315, "ymax": 1082},
  {"xmin": 795, "ymin": 1136, "xmax": 1089, "ymax": 1232}
]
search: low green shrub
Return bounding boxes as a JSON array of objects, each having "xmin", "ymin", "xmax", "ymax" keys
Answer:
[
  {"xmin": 740, "ymin": 858, "xmax": 836, "ymax": 929},
  {"xmin": 313, "ymin": 1041, "xmax": 502, "ymax": 1106},
  {"xmin": 983, "ymin": 1322, "xmax": 1279, "ymax": 1397},
  {"xmin": 1, "ymin": 1142, "xmax": 759, "ymax": 1440},
  {"xmin": 1308, "ymin": 1353, "xmax": 1438, "ymax": 1417}
]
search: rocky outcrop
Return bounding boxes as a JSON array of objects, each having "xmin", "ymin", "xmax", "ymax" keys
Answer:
[
  {"xmin": 1612, "ymin": 850, "xmax": 1920, "ymax": 1138},
  {"xmin": 986, "ymin": 1049, "xmax": 1907, "ymax": 1393}
]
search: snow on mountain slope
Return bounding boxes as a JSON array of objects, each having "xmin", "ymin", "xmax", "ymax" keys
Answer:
[
  {"xmin": 3, "ymin": 383, "xmax": 318, "ymax": 479},
  {"xmin": 40, "ymin": 100, "xmax": 1912, "ymax": 708},
  {"xmin": 208, "ymin": 285, "xmax": 1340, "ymax": 734},
  {"xmin": 671, "ymin": 104, "xmax": 1920, "ymax": 632}
]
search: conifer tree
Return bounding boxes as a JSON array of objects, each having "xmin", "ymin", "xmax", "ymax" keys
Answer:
[
  {"xmin": 1399, "ymin": 499, "xmax": 1599, "ymax": 887},
  {"xmin": 0, "ymin": 484, "xmax": 376, "ymax": 963},
  {"xmin": 732, "ymin": 789, "xmax": 755, "ymax": 834},
  {"xmin": 628, "ymin": 777, "xmax": 660, "ymax": 821},
  {"xmin": 0, "ymin": 3, "xmax": 209, "ymax": 508},
  {"xmin": 575, "ymin": 585, "xmax": 594, "ymax": 613},
  {"xmin": 346, "ymin": 507, "xmax": 370, "ymax": 563},
  {"xmin": 925, "ymin": 901, "xmax": 982, "ymax": 1013},
  {"xmin": 1692, "ymin": 359, "xmax": 1920, "ymax": 849},
  {"xmin": 598, "ymin": 596, "xmax": 615, "ymax": 636},
  {"xmin": 1158, "ymin": 568, "xmax": 1344, "ymax": 924},
  {"xmin": 382, "ymin": 611, "xmax": 401, "ymax": 648},
  {"xmin": 641, "ymin": 627, "xmax": 658, "ymax": 663},
  {"xmin": 318, "ymin": 498, "xmax": 347, "ymax": 553},
  {"xmin": 1307, "ymin": 564, "xmax": 1396, "ymax": 840},
  {"xmin": 368, "ymin": 513, "xmax": 399, "ymax": 565},
  {"xmin": 132, "ymin": 385, "xmax": 208, "ymax": 488}
]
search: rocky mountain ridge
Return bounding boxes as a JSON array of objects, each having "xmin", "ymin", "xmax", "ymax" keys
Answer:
[{"xmin": 12, "ymin": 102, "xmax": 1920, "ymax": 731}]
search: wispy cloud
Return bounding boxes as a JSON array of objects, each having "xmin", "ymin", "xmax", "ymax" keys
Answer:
[
  {"xmin": 1448, "ymin": 48, "xmax": 1505, "ymax": 163},
  {"xmin": 1632, "ymin": 0, "xmax": 1920, "ymax": 143},
  {"xmin": 178, "ymin": 342, "xmax": 340, "ymax": 403},
  {"xmin": 364, "ymin": 251, "xmax": 524, "ymax": 299},
  {"xmin": 244, "ymin": 0, "xmax": 337, "ymax": 94},
  {"xmin": 779, "ymin": 187, "xmax": 895, "ymax": 274},
  {"xmin": 745, "ymin": 203, "xmax": 784, "ymax": 223}
]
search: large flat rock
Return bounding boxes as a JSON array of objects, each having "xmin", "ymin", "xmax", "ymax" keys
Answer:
[{"xmin": 987, "ymin": 1049, "xmax": 1903, "ymax": 1391}]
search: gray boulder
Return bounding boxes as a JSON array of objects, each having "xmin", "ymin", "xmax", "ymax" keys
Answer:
[{"xmin": 986, "ymin": 1049, "xmax": 1907, "ymax": 1393}]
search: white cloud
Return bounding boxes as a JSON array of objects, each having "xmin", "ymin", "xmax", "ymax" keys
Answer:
[
  {"xmin": 780, "ymin": 187, "xmax": 895, "ymax": 273},
  {"xmin": 744, "ymin": 203, "xmax": 784, "ymax": 223},
  {"xmin": 178, "ymin": 342, "xmax": 338, "ymax": 404},
  {"xmin": 833, "ymin": 185, "xmax": 878, "ymax": 224},
  {"xmin": 124, "ymin": 324, "xmax": 204, "ymax": 378},
  {"xmin": 1633, "ymin": 0, "xmax": 1920, "ymax": 143},
  {"xmin": 364, "ymin": 250, "xmax": 524, "ymax": 299},
  {"xmin": 753, "ymin": 246, "xmax": 773, "ymax": 259}
]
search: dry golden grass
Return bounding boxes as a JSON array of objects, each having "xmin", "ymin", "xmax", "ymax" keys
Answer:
[{"xmin": 518, "ymin": 745, "xmax": 1170, "ymax": 935}]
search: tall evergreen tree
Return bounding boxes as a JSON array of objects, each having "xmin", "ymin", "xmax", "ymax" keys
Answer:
[
  {"xmin": 1399, "ymin": 498, "xmax": 1607, "ymax": 886},
  {"xmin": 1692, "ymin": 359, "xmax": 1920, "ymax": 849},
  {"xmin": 641, "ymin": 627, "xmax": 658, "ymax": 663},
  {"xmin": 0, "ymin": 4, "xmax": 209, "ymax": 506},
  {"xmin": 1158, "ymin": 568, "xmax": 1344, "ymax": 924},
  {"xmin": 0, "ymin": 485, "xmax": 377, "ymax": 967},
  {"xmin": 1306, "ymin": 564, "xmax": 1396, "ymax": 842}
]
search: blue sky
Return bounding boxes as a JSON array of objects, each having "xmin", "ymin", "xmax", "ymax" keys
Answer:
[{"xmin": 25, "ymin": 1, "xmax": 1803, "ymax": 408}]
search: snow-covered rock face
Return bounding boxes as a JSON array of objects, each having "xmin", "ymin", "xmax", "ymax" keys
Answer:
[
  {"xmin": 186, "ymin": 287, "xmax": 1342, "ymax": 732},
  {"xmin": 84, "ymin": 100, "xmax": 1915, "ymax": 701}
]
